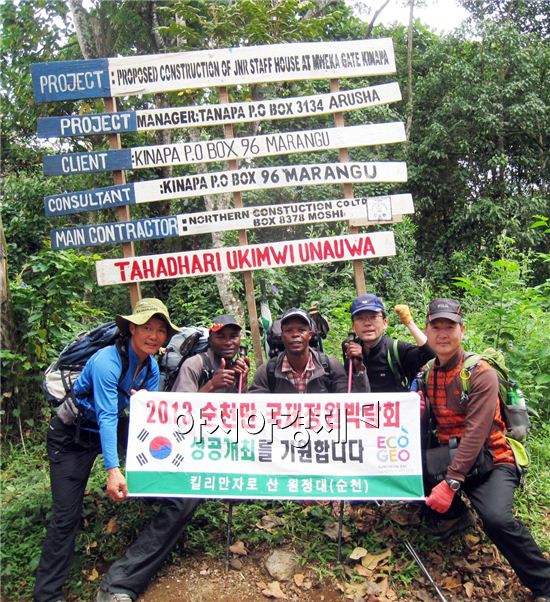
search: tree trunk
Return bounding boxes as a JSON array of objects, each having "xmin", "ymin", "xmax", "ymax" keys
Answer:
[
  {"xmin": 68, "ymin": 0, "xmax": 98, "ymax": 58},
  {"xmin": 0, "ymin": 215, "xmax": 15, "ymax": 352},
  {"xmin": 187, "ymin": 127, "xmax": 246, "ymax": 326},
  {"xmin": 366, "ymin": 0, "xmax": 391, "ymax": 38}
]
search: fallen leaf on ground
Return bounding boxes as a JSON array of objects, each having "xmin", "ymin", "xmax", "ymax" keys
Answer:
[
  {"xmin": 84, "ymin": 568, "xmax": 98, "ymax": 581},
  {"xmin": 261, "ymin": 581, "xmax": 286, "ymax": 599},
  {"xmin": 229, "ymin": 558, "xmax": 242, "ymax": 570},
  {"xmin": 491, "ymin": 576, "xmax": 505, "ymax": 593},
  {"xmin": 464, "ymin": 581, "xmax": 475, "ymax": 598},
  {"xmin": 256, "ymin": 514, "xmax": 284, "ymax": 531},
  {"xmin": 349, "ymin": 546, "xmax": 368, "ymax": 560},
  {"xmin": 354, "ymin": 564, "xmax": 372, "ymax": 577},
  {"xmin": 105, "ymin": 516, "xmax": 120, "ymax": 534},
  {"xmin": 343, "ymin": 581, "xmax": 369, "ymax": 599},
  {"xmin": 323, "ymin": 520, "xmax": 351, "ymax": 541},
  {"xmin": 464, "ymin": 533, "xmax": 480, "ymax": 546},
  {"xmin": 229, "ymin": 540, "xmax": 248, "ymax": 556},
  {"xmin": 361, "ymin": 548, "xmax": 392, "ymax": 570},
  {"xmin": 441, "ymin": 574, "xmax": 462, "ymax": 589}
]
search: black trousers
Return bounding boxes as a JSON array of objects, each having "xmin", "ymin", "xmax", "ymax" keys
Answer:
[
  {"xmin": 430, "ymin": 464, "xmax": 550, "ymax": 597},
  {"xmin": 34, "ymin": 417, "xmax": 199, "ymax": 602}
]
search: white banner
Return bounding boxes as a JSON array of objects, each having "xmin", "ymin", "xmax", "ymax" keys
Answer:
[
  {"xmin": 95, "ymin": 231, "xmax": 396, "ymax": 286},
  {"xmin": 126, "ymin": 391, "xmax": 424, "ymax": 500}
]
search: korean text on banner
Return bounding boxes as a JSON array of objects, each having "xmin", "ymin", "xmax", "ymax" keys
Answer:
[{"xmin": 126, "ymin": 391, "xmax": 424, "ymax": 501}]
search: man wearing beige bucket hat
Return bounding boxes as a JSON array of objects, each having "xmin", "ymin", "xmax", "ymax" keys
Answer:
[{"xmin": 34, "ymin": 299, "xmax": 199, "ymax": 602}]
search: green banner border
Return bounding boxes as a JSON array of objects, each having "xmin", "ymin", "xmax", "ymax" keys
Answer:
[{"xmin": 128, "ymin": 471, "xmax": 424, "ymax": 500}]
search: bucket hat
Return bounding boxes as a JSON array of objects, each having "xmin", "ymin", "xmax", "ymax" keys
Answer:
[{"xmin": 116, "ymin": 298, "xmax": 180, "ymax": 338}]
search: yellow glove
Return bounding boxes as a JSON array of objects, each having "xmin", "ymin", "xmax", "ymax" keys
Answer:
[{"xmin": 394, "ymin": 304, "xmax": 412, "ymax": 325}]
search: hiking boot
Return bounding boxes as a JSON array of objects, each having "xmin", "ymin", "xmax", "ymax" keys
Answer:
[
  {"xmin": 426, "ymin": 510, "xmax": 476, "ymax": 539},
  {"xmin": 96, "ymin": 591, "xmax": 133, "ymax": 602}
]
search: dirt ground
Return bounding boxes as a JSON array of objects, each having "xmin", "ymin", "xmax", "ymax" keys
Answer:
[
  {"xmin": 138, "ymin": 552, "xmax": 346, "ymax": 602},
  {"xmin": 136, "ymin": 549, "xmax": 522, "ymax": 602}
]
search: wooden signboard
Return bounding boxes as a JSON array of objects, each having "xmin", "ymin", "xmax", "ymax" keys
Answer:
[
  {"xmin": 43, "ymin": 122, "xmax": 406, "ymax": 176},
  {"xmin": 37, "ymin": 83, "xmax": 401, "ymax": 137},
  {"xmin": 50, "ymin": 194, "xmax": 413, "ymax": 250},
  {"xmin": 32, "ymin": 39, "xmax": 395, "ymax": 102},
  {"xmin": 95, "ymin": 231, "xmax": 396, "ymax": 285},
  {"xmin": 44, "ymin": 161, "xmax": 407, "ymax": 217}
]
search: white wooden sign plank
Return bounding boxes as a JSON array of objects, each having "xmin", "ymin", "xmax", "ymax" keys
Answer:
[
  {"xmin": 32, "ymin": 39, "xmax": 395, "ymax": 103},
  {"xmin": 49, "ymin": 194, "xmax": 413, "ymax": 249},
  {"xmin": 43, "ymin": 122, "xmax": 406, "ymax": 176},
  {"xmin": 177, "ymin": 194, "xmax": 413, "ymax": 235},
  {"xmin": 95, "ymin": 231, "xmax": 396, "ymax": 285},
  {"xmin": 37, "ymin": 83, "xmax": 401, "ymax": 137},
  {"xmin": 44, "ymin": 162, "xmax": 408, "ymax": 216}
]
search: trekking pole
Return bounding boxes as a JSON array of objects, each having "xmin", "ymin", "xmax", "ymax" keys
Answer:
[
  {"xmin": 226, "ymin": 348, "xmax": 247, "ymax": 568},
  {"xmin": 336, "ymin": 358, "xmax": 354, "ymax": 563},
  {"xmin": 404, "ymin": 540, "xmax": 447, "ymax": 602},
  {"xmin": 225, "ymin": 501, "xmax": 234, "ymax": 570}
]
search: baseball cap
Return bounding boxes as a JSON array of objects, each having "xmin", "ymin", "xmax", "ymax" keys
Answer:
[
  {"xmin": 116, "ymin": 298, "xmax": 180, "ymax": 338},
  {"xmin": 209, "ymin": 314, "xmax": 242, "ymax": 332},
  {"xmin": 427, "ymin": 298, "xmax": 463, "ymax": 323},
  {"xmin": 280, "ymin": 308, "xmax": 312, "ymax": 328},
  {"xmin": 350, "ymin": 294, "xmax": 385, "ymax": 317}
]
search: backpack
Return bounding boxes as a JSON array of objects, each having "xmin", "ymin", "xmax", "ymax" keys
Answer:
[
  {"xmin": 42, "ymin": 321, "xmax": 151, "ymax": 424},
  {"xmin": 266, "ymin": 312, "xmax": 326, "ymax": 358},
  {"xmin": 266, "ymin": 352, "xmax": 333, "ymax": 393},
  {"xmin": 158, "ymin": 326, "xmax": 211, "ymax": 392},
  {"xmin": 421, "ymin": 348, "xmax": 530, "ymax": 443},
  {"xmin": 418, "ymin": 348, "xmax": 531, "ymax": 473}
]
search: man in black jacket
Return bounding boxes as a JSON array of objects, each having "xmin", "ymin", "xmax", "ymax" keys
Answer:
[
  {"xmin": 250, "ymin": 308, "xmax": 354, "ymax": 393},
  {"xmin": 344, "ymin": 294, "xmax": 434, "ymax": 393}
]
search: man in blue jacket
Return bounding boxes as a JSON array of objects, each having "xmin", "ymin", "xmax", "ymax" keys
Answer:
[{"xmin": 34, "ymin": 299, "xmax": 199, "ymax": 602}]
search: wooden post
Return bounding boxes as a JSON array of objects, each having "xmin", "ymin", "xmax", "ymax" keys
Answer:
[
  {"xmin": 218, "ymin": 87, "xmax": 264, "ymax": 367},
  {"xmin": 330, "ymin": 79, "xmax": 366, "ymax": 295},
  {"xmin": 104, "ymin": 97, "xmax": 141, "ymax": 309}
]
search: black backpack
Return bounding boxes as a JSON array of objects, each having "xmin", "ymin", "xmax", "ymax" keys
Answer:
[
  {"xmin": 42, "ymin": 321, "xmax": 151, "ymax": 424},
  {"xmin": 158, "ymin": 326, "xmax": 212, "ymax": 391}
]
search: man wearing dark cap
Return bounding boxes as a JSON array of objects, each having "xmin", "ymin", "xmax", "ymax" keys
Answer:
[
  {"xmin": 172, "ymin": 314, "xmax": 249, "ymax": 393},
  {"xmin": 34, "ymin": 299, "xmax": 199, "ymax": 602},
  {"xmin": 422, "ymin": 298, "xmax": 550, "ymax": 601},
  {"xmin": 249, "ymin": 308, "xmax": 349, "ymax": 393},
  {"xmin": 344, "ymin": 293, "xmax": 434, "ymax": 393}
]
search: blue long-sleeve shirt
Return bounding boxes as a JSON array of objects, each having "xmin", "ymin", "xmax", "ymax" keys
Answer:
[{"xmin": 73, "ymin": 341, "xmax": 159, "ymax": 469}]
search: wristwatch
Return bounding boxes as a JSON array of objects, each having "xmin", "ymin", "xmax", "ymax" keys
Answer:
[{"xmin": 445, "ymin": 478, "xmax": 461, "ymax": 492}]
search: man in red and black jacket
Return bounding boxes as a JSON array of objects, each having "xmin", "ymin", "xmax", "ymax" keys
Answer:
[{"xmin": 423, "ymin": 298, "xmax": 550, "ymax": 602}]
